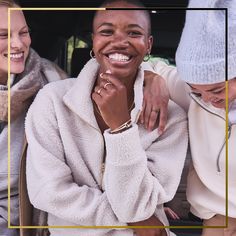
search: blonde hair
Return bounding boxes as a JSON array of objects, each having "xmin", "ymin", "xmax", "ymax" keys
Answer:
[{"xmin": 0, "ymin": 0, "xmax": 19, "ymax": 7}]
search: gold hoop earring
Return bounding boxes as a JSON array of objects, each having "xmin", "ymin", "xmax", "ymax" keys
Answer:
[
  {"xmin": 143, "ymin": 53, "xmax": 150, "ymax": 62},
  {"xmin": 90, "ymin": 49, "xmax": 96, "ymax": 58}
]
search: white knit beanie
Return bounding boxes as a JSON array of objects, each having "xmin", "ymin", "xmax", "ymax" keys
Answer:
[{"xmin": 176, "ymin": 0, "xmax": 236, "ymax": 84}]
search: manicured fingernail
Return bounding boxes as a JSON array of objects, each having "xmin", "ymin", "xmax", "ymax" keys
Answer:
[
  {"xmin": 158, "ymin": 129, "xmax": 163, "ymax": 135},
  {"xmin": 100, "ymin": 73, "xmax": 104, "ymax": 78},
  {"xmin": 106, "ymin": 70, "xmax": 111, "ymax": 74}
]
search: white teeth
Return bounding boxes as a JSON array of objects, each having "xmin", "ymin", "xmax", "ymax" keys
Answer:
[
  {"xmin": 10, "ymin": 52, "xmax": 23, "ymax": 59},
  {"xmin": 108, "ymin": 53, "xmax": 130, "ymax": 62}
]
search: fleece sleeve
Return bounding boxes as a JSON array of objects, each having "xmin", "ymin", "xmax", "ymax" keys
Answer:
[
  {"xmin": 145, "ymin": 60, "xmax": 191, "ymax": 112},
  {"xmin": 103, "ymin": 107, "xmax": 188, "ymax": 223},
  {"xmin": 25, "ymin": 87, "xmax": 125, "ymax": 227}
]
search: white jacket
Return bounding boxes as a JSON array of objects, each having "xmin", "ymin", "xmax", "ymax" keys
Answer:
[
  {"xmin": 187, "ymin": 94, "xmax": 236, "ymax": 219},
  {"xmin": 148, "ymin": 60, "xmax": 236, "ymax": 219},
  {"xmin": 25, "ymin": 59, "xmax": 188, "ymax": 236}
]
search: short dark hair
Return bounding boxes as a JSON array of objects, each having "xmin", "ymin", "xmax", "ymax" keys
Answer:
[{"xmin": 93, "ymin": 0, "xmax": 151, "ymax": 35}]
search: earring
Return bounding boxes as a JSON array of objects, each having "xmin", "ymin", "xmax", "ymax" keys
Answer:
[
  {"xmin": 143, "ymin": 53, "xmax": 151, "ymax": 62},
  {"xmin": 90, "ymin": 49, "xmax": 96, "ymax": 58}
]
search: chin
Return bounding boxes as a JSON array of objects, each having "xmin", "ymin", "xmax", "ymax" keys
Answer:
[{"xmin": 11, "ymin": 65, "xmax": 25, "ymax": 75}]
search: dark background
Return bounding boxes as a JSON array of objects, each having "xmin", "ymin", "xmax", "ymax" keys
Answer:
[{"xmin": 18, "ymin": 0, "xmax": 188, "ymax": 63}]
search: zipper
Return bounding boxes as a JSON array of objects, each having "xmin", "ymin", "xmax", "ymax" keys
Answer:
[
  {"xmin": 190, "ymin": 94, "xmax": 232, "ymax": 172},
  {"xmin": 99, "ymin": 137, "xmax": 106, "ymax": 191},
  {"xmin": 216, "ymin": 125, "xmax": 232, "ymax": 172},
  {"xmin": 190, "ymin": 93, "xmax": 225, "ymax": 121}
]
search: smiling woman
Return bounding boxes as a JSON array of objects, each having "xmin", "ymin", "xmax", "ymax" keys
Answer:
[
  {"xmin": 0, "ymin": 1, "xmax": 31, "ymax": 85},
  {"xmin": 25, "ymin": 1, "xmax": 188, "ymax": 236},
  {"xmin": 0, "ymin": 1, "xmax": 67, "ymax": 235}
]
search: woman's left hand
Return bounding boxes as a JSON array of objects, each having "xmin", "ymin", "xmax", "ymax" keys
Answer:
[
  {"xmin": 140, "ymin": 71, "xmax": 169, "ymax": 134},
  {"xmin": 92, "ymin": 72, "xmax": 131, "ymax": 131}
]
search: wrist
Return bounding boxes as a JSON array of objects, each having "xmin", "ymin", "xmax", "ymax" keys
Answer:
[{"xmin": 110, "ymin": 118, "xmax": 132, "ymax": 134}]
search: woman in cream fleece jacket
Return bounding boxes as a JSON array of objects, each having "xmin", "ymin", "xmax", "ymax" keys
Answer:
[{"xmin": 25, "ymin": 1, "xmax": 188, "ymax": 236}]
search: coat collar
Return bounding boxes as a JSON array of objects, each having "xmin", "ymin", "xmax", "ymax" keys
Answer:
[
  {"xmin": 63, "ymin": 59, "xmax": 144, "ymax": 130},
  {"xmin": 190, "ymin": 92, "xmax": 226, "ymax": 120}
]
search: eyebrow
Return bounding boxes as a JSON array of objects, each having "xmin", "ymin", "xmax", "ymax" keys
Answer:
[{"xmin": 97, "ymin": 22, "xmax": 144, "ymax": 31}]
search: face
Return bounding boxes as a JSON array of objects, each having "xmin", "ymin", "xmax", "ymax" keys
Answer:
[
  {"xmin": 92, "ymin": 2, "xmax": 153, "ymax": 80},
  {"xmin": 0, "ymin": 6, "xmax": 31, "ymax": 79},
  {"xmin": 189, "ymin": 81, "xmax": 231, "ymax": 109}
]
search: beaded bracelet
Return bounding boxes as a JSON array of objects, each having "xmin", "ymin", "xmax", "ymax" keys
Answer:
[{"xmin": 110, "ymin": 119, "xmax": 132, "ymax": 134}]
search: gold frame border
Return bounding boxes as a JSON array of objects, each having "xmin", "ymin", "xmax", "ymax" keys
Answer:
[{"xmin": 7, "ymin": 7, "xmax": 228, "ymax": 229}]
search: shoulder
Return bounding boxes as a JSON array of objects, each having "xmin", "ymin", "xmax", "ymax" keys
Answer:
[
  {"xmin": 40, "ymin": 58, "xmax": 68, "ymax": 81},
  {"xmin": 30, "ymin": 78, "xmax": 76, "ymax": 109}
]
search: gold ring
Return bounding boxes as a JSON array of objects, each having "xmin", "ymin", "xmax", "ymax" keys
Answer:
[
  {"xmin": 103, "ymin": 82, "xmax": 112, "ymax": 89},
  {"xmin": 97, "ymin": 88, "xmax": 102, "ymax": 95},
  {"xmin": 151, "ymin": 109, "xmax": 159, "ymax": 113}
]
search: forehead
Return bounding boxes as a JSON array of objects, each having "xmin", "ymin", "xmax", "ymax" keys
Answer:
[
  {"xmin": 93, "ymin": 7, "xmax": 149, "ymax": 32},
  {"xmin": 0, "ymin": 7, "xmax": 26, "ymax": 29}
]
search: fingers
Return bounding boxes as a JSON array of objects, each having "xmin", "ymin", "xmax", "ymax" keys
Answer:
[
  {"xmin": 143, "ymin": 102, "xmax": 152, "ymax": 129},
  {"xmin": 158, "ymin": 105, "xmax": 168, "ymax": 135},
  {"xmin": 148, "ymin": 109, "xmax": 159, "ymax": 132},
  {"xmin": 139, "ymin": 100, "xmax": 145, "ymax": 124},
  {"xmin": 100, "ymin": 72, "xmax": 125, "ymax": 91}
]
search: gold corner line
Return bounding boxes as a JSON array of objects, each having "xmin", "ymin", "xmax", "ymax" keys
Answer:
[
  {"xmin": 7, "ymin": 7, "xmax": 11, "ymax": 227},
  {"xmin": 225, "ymin": 80, "xmax": 229, "ymax": 227},
  {"xmin": 8, "ymin": 225, "xmax": 228, "ymax": 229}
]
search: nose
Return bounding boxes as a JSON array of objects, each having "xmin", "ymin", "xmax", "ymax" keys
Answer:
[
  {"xmin": 10, "ymin": 35, "xmax": 23, "ymax": 49},
  {"xmin": 110, "ymin": 31, "xmax": 129, "ymax": 49}
]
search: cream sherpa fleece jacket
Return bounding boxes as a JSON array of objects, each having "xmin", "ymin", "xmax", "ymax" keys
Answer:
[{"xmin": 25, "ymin": 59, "xmax": 188, "ymax": 236}]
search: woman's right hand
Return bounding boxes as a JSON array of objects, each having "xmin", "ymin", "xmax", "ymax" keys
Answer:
[{"xmin": 92, "ymin": 71, "xmax": 131, "ymax": 131}]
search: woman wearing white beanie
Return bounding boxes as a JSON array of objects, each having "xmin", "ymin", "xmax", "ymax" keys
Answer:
[
  {"xmin": 146, "ymin": 0, "xmax": 236, "ymax": 235},
  {"xmin": 176, "ymin": 0, "xmax": 236, "ymax": 235}
]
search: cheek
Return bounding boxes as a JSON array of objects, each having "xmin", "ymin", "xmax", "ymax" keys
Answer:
[
  {"xmin": 0, "ymin": 40, "xmax": 8, "ymax": 53},
  {"xmin": 23, "ymin": 36, "xmax": 31, "ymax": 56},
  {"xmin": 135, "ymin": 39, "xmax": 149, "ymax": 58}
]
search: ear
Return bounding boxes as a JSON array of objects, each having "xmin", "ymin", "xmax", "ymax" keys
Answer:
[
  {"xmin": 91, "ymin": 33, "xmax": 94, "ymax": 41},
  {"xmin": 147, "ymin": 35, "xmax": 153, "ymax": 54}
]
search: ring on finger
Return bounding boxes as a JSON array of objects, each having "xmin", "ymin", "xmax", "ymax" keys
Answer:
[
  {"xmin": 103, "ymin": 82, "xmax": 112, "ymax": 89},
  {"xmin": 151, "ymin": 109, "xmax": 159, "ymax": 113}
]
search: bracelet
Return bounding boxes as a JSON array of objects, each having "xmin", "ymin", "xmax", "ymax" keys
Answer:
[{"xmin": 110, "ymin": 119, "xmax": 132, "ymax": 134}]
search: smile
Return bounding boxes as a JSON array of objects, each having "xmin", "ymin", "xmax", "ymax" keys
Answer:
[
  {"xmin": 107, "ymin": 53, "xmax": 132, "ymax": 62},
  {"xmin": 4, "ymin": 52, "xmax": 24, "ymax": 59}
]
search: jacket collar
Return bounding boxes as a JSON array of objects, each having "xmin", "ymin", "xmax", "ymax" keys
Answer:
[
  {"xmin": 190, "ymin": 92, "xmax": 226, "ymax": 120},
  {"xmin": 63, "ymin": 59, "xmax": 144, "ymax": 130}
]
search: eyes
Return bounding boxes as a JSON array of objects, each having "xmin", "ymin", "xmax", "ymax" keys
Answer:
[
  {"xmin": 0, "ymin": 29, "xmax": 30, "ymax": 39},
  {"xmin": 98, "ymin": 29, "xmax": 143, "ymax": 38},
  {"xmin": 190, "ymin": 87, "xmax": 225, "ymax": 97}
]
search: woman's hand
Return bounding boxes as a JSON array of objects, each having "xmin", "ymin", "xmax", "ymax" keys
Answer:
[
  {"xmin": 164, "ymin": 207, "xmax": 180, "ymax": 220},
  {"xmin": 128, "ymin": 215, "xmax": 167, "ymax": 236},
  {"xmin": 92, "ymin": 72, "xmax": 131, "ymax": 131},
  {"xmin": 141, "ymin": 71, "xmax": 169, "ymax": 134}
]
